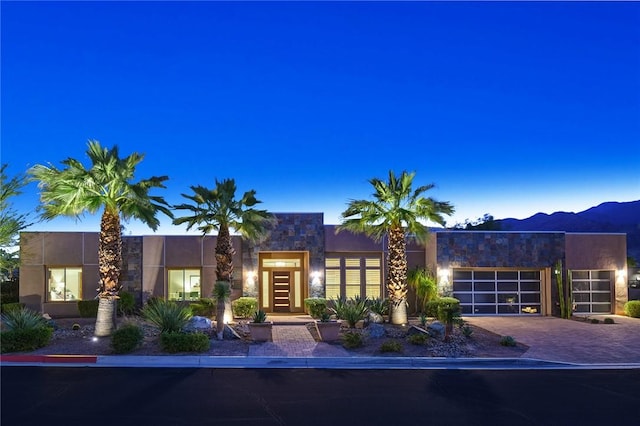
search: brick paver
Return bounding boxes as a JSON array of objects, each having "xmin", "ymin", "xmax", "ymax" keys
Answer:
[
  {"xmin": 466, "ymin": 315, "xmax": 640, "ymax": 364},
  {"xmin": 248, "ymin": 325, "xmax": 349, "ymax": 357}
]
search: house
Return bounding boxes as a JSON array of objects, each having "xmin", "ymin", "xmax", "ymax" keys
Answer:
[{"xmin": 19, "ymin": 213, "xmax": 628, "ymax": 317}]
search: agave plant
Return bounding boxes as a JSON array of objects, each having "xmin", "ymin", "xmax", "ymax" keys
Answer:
[
  {"xmin": 141, "ymin": 299, "xmax": 192, "ymax": 333},
  {"xmin": 0, "ymin": 307, "xmax": 48, "ymax": 331},
  {"xmin": 330, "ymin": 296, "xmax": 369, "ymax": 328}
]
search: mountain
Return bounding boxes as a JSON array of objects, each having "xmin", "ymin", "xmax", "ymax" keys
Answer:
[{"xmin": 495, "ymin": 200, "xmax": 640, "ymax": 262}]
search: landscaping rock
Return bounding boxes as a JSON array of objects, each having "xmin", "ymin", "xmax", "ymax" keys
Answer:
[
  {"xmin": 407, "ymin": 325, "xmax": 429, "ymax": 336},
  {"xmin": 223, "ymin": 324, "xmax": 242, "ymax": 340},
  {"xmin": 365, "ymin": 312, "xmax": 384, "ymax": 325},
  {"xmin": 427, "ymin": 321, "xmax": 445, "ymax": 338},
  {"xmin": 364, "ymin": 323, "xmax": 386, "ymax": 339},
  {"xmin": 184, "ymin": 316, "xmax": 212, "ymax": 332}
]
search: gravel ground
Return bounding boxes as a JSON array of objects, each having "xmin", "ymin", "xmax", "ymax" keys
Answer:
[{"xmin": 5, "ymin": 317, "xmax": 529, "ymax": 358}]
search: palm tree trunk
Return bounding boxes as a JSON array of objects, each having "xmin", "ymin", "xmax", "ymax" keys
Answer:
[
  {"xmin": 388, "ymin": 226, "xmax": 408, "ymax": 325},
  {"xmin": 94, "ymin": 208, "xmax": 122, "ymax": 337},
  {"xmin": 215, "ymin": 224, "xmax": 235, "ymax": 283}
]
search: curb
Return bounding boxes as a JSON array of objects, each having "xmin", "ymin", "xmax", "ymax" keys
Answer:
[{"xmin": 3, "ymin": 354, "xmax": 639, "ymax": 370}]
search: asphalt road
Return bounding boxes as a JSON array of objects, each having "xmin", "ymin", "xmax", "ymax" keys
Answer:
[{"xmin": 2, "ymin": 367, "xmax": 639, "ymax": 425}]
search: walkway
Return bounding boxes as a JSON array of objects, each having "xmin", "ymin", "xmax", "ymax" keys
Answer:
[
  {"xmin": 466, "ymin": 315, "xmax": 640, "ymax": 364},
  {"xmin": 248, "ymin": 324, "xmax": 349, "ymax": 357}
]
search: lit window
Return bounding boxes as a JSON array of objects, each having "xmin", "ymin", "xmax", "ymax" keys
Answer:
[
  {"xmin": 324, "ymin": 255, "xmax": 382, "ymax": 300},
  {"xmin": 48, "ymin": 267, "xmax": 82, "ymax": 301},
  {"xmin": 168, "ymin": 269, "xmax": 201, "ymax": 301}
]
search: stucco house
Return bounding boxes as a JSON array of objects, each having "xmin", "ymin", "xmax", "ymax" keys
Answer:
[{"xmin": 19, "ymin": 213, "xmax": 628, "ymax": 318}]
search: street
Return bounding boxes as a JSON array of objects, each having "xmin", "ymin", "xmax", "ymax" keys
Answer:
[{"xmin": 2, "ymin": 367, "xmax": 639, "ymax": 425}]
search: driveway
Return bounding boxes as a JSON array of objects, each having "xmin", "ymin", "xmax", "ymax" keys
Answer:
[{"xmin": 465, "ymin": 315, "xmax": 640, "ymax": 364}]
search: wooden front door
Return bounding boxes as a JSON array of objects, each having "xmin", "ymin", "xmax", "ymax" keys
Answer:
[{"xmin": 272, "ymin": 271, "xmax": 291, "ymax": 312}]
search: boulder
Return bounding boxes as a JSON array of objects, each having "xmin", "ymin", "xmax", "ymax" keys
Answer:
[
  {"xmin": 184, "ymin": 316, "xmax": 212, "ymax": 332},
  {"xmin": 427, "ymin": 321, "xmax": 445, "ymax": 338},
  {"xmin": 223, "ymin": 324, "xmax": 242, "ymax": 340},
  {"xmin": 365, "ymin": 312, "xmax": 384, "ymax": 324}
]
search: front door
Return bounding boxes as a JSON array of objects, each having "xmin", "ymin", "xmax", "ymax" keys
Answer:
[{"xmin": 272, "ymin": 271, "xmax": 291, "ymax": 312}]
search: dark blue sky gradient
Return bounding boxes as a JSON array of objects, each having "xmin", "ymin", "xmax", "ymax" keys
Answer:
[{"xmin": 2, "ymin": 1, "xmax": 638, "ymax": 235}]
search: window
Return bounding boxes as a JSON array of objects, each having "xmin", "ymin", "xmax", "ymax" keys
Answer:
[
  {"xmin": 324, "ymin": 255, "xmax": 382, "ymax": 300},
  {"xmin": 571, "ymin": 270, "xmax": 612, "ymax": 314},
  {"xmin": 48, "ymin": 267, "xmax": 82, "ymax": 301},
  {"xmin": 168, "ymin": 269, "xmax": 201, "ymax": 301}
]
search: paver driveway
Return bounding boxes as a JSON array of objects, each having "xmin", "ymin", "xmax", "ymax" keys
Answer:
[{"xmin": 465, "ymin": 315, "xmax": 640, "ymax": 364}]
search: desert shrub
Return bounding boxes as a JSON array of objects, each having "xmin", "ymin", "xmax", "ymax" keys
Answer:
[
  {"xmin": 460, "ymin": 324, "xmax": 474, "ymax": 337},
  {"xmin": 190, "ymin": 298, "xmax": 216, "ymax": 317},
  {"xmin": 72, "ymin": 323, "xmax": 81, "ymax": 330},
  {"xmin": 407, "ymin": 333, "xmax": 428, "ymax": 345},
  {"xmin": 589, "ymin": 318, "xmax": 600, "ymax": 324},
  {"xmin": 232, "ymin": 297, "xmax": 258, "ymax": 318},
  {"xmin": 117, "ymin": 291, "xmax": 136, "ymax": 316},
  {"xmin": 1, "ymin": 327, "xmax": 53, "ymax": 353},
  {"xmin": 367, "ymin": 297, "xmax": 389, "ymax": 317},
  {"xmin": 160, "ymin": 332, "xmax": 210, "ymax": 353},
  {"xmin": 603, "ymin": 317, "xmax": 615, "ymax": 324},
  {"xmin": 78, "ymin": 300, "xmax": 99, "ymax": 318},
  {"xmin": 419, "ymin": 312, "xmax": 427, "ymax": 327},
  {"xmin": 624, "ymin": 300, "xmax": 640, "ymax": 318},
  {"xmin": 1, "ymin": 302, "xmax": 25, "ymax": 313},
  {"xmin": 1, "ymin": 307, "xmax": 48, "ymax": 331},
  {"xmin": 379, "ymin": 340, "xmax": 403, "ymax": 353},
  {"xmin": 435, "ymin": 297, "xmax": 461, "ymax": 324},
  {"xmin": 500, "ymin": 335, "xmax": 516, "ymax": 347},
  {"xmin": 111, "ymin": 323, "xmax": 144, "ymax": 354},
  {"xmin": 142, "ymin": 299, "xmax": 192, "ymax": 333},
  {"xmin": 304, "ymin": 298, "xmax": 328, "ymax": 319},
  {"xmin": 331, "ymin": 296, "xmax": 368, "ymax": 328},
  {"xmin": 341, "ymin": 330, "xmax": 364, "ymax": 349}
]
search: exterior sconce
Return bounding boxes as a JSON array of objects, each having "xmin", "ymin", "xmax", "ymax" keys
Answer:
[
  {"xmin": 616, "ymin": 269, "xmax": 627, "ymax": 279},
  {"xmin": 311, "ymin": 271, "xmax": 322, "ymax": 285}
]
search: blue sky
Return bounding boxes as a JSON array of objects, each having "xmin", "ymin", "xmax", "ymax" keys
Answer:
[{"xmin": 2, "ymin": 1, "xmax": 639, "ymax": 236}]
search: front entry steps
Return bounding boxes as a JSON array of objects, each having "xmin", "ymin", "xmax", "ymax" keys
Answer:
[{"xmin": 248, "ymin": 325, "xmax": 349, "ymax": 357}]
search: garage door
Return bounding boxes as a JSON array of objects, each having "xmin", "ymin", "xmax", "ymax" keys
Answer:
[
  {"xmin": 571, "ymin": 270, "xmax": 612, "ymax": 314},
  {"xmin": 452, "ymin": 269, "xmax": 542, "ymax": 315}
]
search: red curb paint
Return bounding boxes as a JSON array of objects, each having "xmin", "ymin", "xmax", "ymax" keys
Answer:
[{"xmin": 0, "ymin": 355, "xmax": 97, "ymax": 364}]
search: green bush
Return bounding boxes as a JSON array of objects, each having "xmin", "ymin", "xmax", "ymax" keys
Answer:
[
  {"xmin": 603, "ymin": 317, "xmax": 615, "ymax": 324},
  {"xmin": 159, "ymin": 332, "xmax": 210, "ymax": 353},
  {"xmin": 590, "ymin": 318, "xmax": 600, "ymax": 324},
  {"xmin": 425, "ymin": 300, "xmax": 440, "ymax": 318},
  {"xmin": 341, "ymin": 330, "xmax": 364, "ymax": 349},
  {"xmin": 111, "ymin": 323, "xmax": 144, "ymax": 354},
  {"xmin": 142, "ymin": 299, "xmax": 192, "ymax": 333},
  {"xmin": 1, "ymin": 302, "xmax": 25, "ymax": 313},
  {"xmin": 78, "ymin": 300, "xmax": 99, "ymax": 318},
  {"xmin": 1, "ymin": 327, "xmax": 53, "ymax": 353},
  {"xmin": 500, "ymin": 335, "xmax": 516, "ymax": 347},
  {"xmin": 331, "ymin": 296, "xmax": 368, "ymax": 328},
  {"xmin": 304, "ymin": 298, "xmax": 328, "ymax": 319},
  {"xmin": 117, "ymin": 291, "xmax": 136, "ymax": 316},
  {"xmin": 624, "ymin": 300, "xmax": 640, "ymax": 318},
  {"xmin": 190, "ymin": 298, "xmax": 216, "ymax": 317},
  {"xmin": 232, "ymin": 297, "xmax": 258, "ymax": 318},
  {"xmin": 407, "ymin": 333, "xmax": 428, "ymax": 345},
  {"xmin": 379, "ymin": 340, "xmax": 403, "ymax": 353}
]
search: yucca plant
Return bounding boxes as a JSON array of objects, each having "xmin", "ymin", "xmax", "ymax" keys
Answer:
[
  {"xmin": 252, "ymin": 309, "xmax": 267, "ymax": 323},
  {"xmin": 0, "ymin": 307, "xmax": 48, "ymax": 331},
  {"xmin": 141, "ymin": 299, "xmax": 192, "ymax": 333},
  {"xmin": 367, "ymin": 296, "xmax": 389, "ymax": 317}
]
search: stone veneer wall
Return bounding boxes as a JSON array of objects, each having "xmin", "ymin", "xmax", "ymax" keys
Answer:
[
  {"xmin": 437, "ymin": 231, "xmax": 566, "ymax": 268},
  {"xmin": 242, "ymin": 213, "xmax": 325, "ymax": 298},
  {"xmin": 120, "ymin": 236, "xmax": 143, "ymax": 306}
]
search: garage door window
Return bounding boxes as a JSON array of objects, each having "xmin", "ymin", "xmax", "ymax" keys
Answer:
[{"xmin": 571, "ymin": 270, "xmax": 612, "ymax": 314}]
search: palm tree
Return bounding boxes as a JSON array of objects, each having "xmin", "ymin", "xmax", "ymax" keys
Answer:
[
  {"xmin": 172, "ymin": 179, "xmax": 275, "ymax": 325},
  {"xmin": 29, "ymin": 140, "xmax": 172, "ymax": 336},
  {"xmin": 338, "ymin": 170, "xmax": 454, "ymax": 325}
]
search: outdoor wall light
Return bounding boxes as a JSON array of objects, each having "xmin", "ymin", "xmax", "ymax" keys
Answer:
[
  {"xmin": 311, "ymin": 271, "xmax": 322, "ymax": 285},
  {"xmin": 438, "ymin": 268, "xmax": 450, "ymax": 278},
  {"xmin": 616, "ymin": 269, "xmax": 627, "ymax": 279}
]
